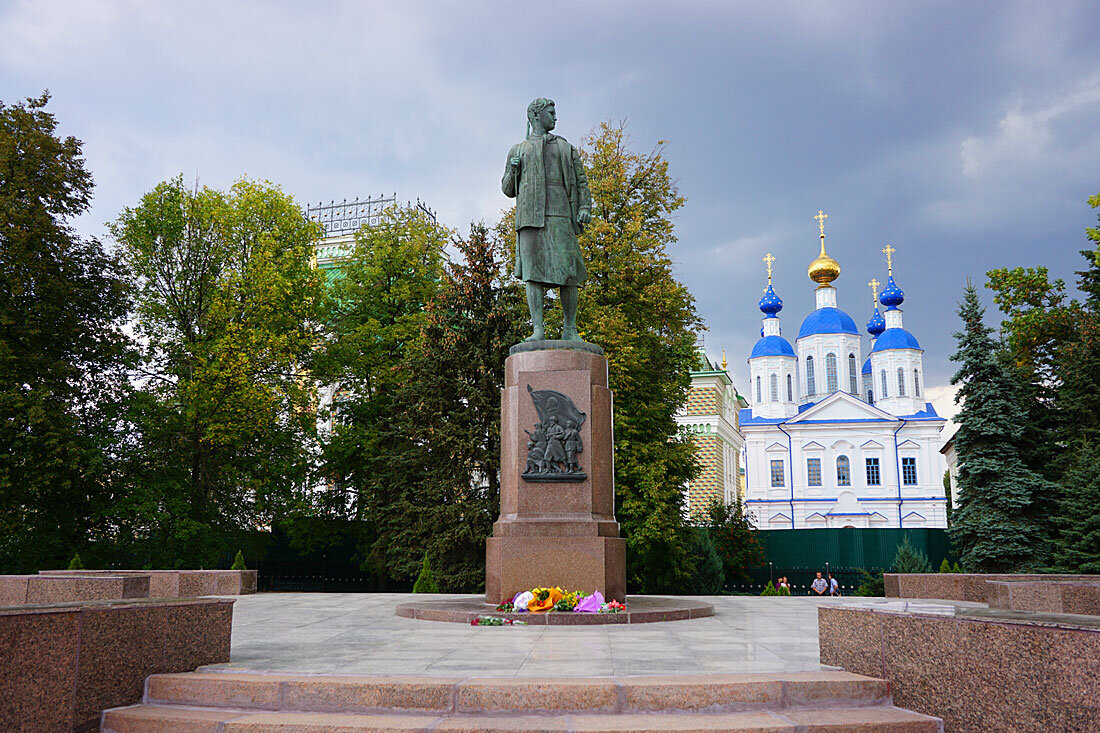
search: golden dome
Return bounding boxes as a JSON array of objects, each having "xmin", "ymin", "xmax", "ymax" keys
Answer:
[
  {"xmin": 808, "ymin": 238, "xmax": 840, "ymax": 285},
  {"xmin": 807, "ymin": 210, "xmax": 839, "ymax": 285}
]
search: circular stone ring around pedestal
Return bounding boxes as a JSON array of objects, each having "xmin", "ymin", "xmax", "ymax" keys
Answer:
[{"xmin": 395, "ymin": 596, "xmax": 714, "ymax": 625}]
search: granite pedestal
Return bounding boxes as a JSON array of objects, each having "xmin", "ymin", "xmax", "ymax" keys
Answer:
[{"xmin": 485, "ymin": 344, "xmax": 626, "ymax": 604}]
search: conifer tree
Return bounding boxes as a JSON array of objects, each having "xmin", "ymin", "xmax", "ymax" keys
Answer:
[
  {"xmin": 948, "ymin": 284, "xmax": 1055, "ymax": 572},
  {"xmin": 1053, "ymin": 440, "xmax": 1100, "ymax": 573},
  {"xmin": 383, "ymin": 224, "xmax": 527, "ymax": 591},
  {"xmin": 891, "ymin": 535, "xmax": 932, "ymax": 573},
  {"xmin": 412, "ymin": 553, "xmax": 439, "ymax": 593}
]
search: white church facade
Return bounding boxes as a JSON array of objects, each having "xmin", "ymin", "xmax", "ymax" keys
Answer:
[{"xmin": 740, "ymin": 214, "xmax": 948, "ymax": 530}]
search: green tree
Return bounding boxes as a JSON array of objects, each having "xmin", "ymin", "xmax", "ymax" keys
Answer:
[
  {"xmin": 891, "ymin": 535, "xmax": 932, "ymax": 573},
  {"xmin": 0, "ymin": 93, "xmax": 132, "ymax": 573},
  {"xmin": 854, "ymin": 569, "xmax": 885, "ymax": 596},
  {"xmin": 938, "ymin": 558, "xmax": 952, "ymax": 573},
  {"xmin": 110, "ymin": 176, "xmax": 324, "ymax": 567},
  {"xmin": 574, "ymin": 122, "xmax": 704, "ymax": 593},
  {"xmin": 313, "ymin": 204, "xmax": 449, "ymax": 585},
  {"xmin": 685, "ymin": 527, "xmax": 724, "ymax": 594},
  {"xmin": 67, "ymin": 553, "xmax": 85, "ymax": 571},
  {"xmin": 378, "ymin": 223, "xmax": 527, "ymax": 591},
  {"xmin": 704, "ymin": 498, "xmax": 765, "ymax": 583},
  {"xmin": 230, "ymin": 550, "xmax": 246, "ymax": 570},
  {"xmin": 412, "ymin": 553, "xmax": 439, "ymax": 593},
  {"xmin": 1053, "ymin": 440, "xmax": 1100, "ymax": 573},
  {"xmin": 948, "ymin": 284, "xmax": 1055, "ymax": 572},
  {"xmin": 760, "ymin": 580, "xmax": 778, "ymax": 596}
]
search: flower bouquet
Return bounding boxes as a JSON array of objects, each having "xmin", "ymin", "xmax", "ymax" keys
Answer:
[
  {"xmin": 505, "ymin": 587, "xmax": 625, "ymax": 614},
  {"xmin": 471, "ymin": 615, "xmax": 526, "ymax": 626}
]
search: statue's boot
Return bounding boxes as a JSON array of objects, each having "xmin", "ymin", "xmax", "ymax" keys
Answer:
[
  {"xmin": 561, "ymin": 285, "xmax": 581, "ymax": 341},
  {"xmin": 525, "ymin": 282, "xmax": 546, "ymax": 342}
]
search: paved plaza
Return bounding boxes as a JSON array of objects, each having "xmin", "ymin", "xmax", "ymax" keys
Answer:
[{"xmin": 217, "ymin": 593, "xmax": 866, "ymax": 677}]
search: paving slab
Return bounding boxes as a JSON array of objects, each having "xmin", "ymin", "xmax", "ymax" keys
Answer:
[{"xmin": 212, "ymin": 594, "xmax": 861, "ymax": 676}]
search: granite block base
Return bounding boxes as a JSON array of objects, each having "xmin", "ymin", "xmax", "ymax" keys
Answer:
[
  {"xmin": 0, "ymin": 597, "xmax": 233, "ymax": 732},
  {"xmin": 485, "ymin": 535, "xmax": 626, "ymax": 604},
  {"xmin": 819, "ymin": 601, "xmax": 1100, "ymax": 733},
  {"xmin": 487, "ymin": 347, "xmax": 627, "ymax": 605}
]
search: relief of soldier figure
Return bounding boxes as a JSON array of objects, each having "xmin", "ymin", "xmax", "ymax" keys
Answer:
[{"xmin": 522, "ymin": 386, "xmax": 586, "ymax": 482}]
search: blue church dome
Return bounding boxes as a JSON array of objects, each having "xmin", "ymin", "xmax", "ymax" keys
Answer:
[
  {"xmin": 879, "ymin": 275, "xmax": 904, "ymax": 309},
  {"xmin": 870, "ymin": 327, "xmax": 921, "ymax": 352},
  {"xmin": 861, "ymin": 357, "xmax": 872, "ymax": 375},
  {"xmin": 867, "ymin": 307, "xmax": 886, "ymax": 337},
  {"xmin": 750, "ymin": 335, "xmax": 795, "ymax": 358},
  {"xmin": 798, "ymin": 307, "xmax": 859, "ymax": 339},
  {"xmin": 758, "ymin": 283, "xmax": 783, "ymax": 317}
]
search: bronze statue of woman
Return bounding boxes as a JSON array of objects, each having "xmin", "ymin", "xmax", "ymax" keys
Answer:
[{"xmin": 502, "ymin": 98, "xmax": 592, "ymax": 342}]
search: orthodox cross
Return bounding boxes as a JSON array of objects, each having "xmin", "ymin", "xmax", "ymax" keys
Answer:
[
  {"xmin": 882, "ymin": 244, "xmax": 896, "ymax": 274},
  {"xmin": 762, "ymin": 252, "xmax": 776, "ymax": 285},
  {"xmin": 815, "ymin": 210, "xmax": 828, "ymax": 238},
  {"xmin": 868, "ymin": 277, "xmax": 880, "ymax": 305}
]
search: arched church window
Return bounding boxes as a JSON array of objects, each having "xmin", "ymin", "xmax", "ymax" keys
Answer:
[
  {"xmin": 867, "ymin": 388, "xmax": 873, "ymax": 403},
  {"xmin": 880, "ymin": 370, "xmax": 888, "ymax": 399},
  {"xmin": 787, "ymin": 374, "xmax": 793, "ymax": 402},
  {"xmin": 826, "ymin": 353, "xmax": 838, "ymax": 393},
  {"xmin": 914, "ymin": 369, "xmax": 921, "ymax": 397},
  {"xmin": 806, "ymin": 356, "xmax": 816, "ymax": 395},
  {"xmin": 769, "ymin": 373, "xmax": 778, "ymax": 402},
  {"xmin": 756, "ymin": 375, "xmax": 762, "ymax": 403},
  {"xmin": 848, "ymin": 353, "xmax": 858, "ymax": 394},
  {"xmin": 897, "ymin": 366, "xmax": 907, "ymax": 397},
  {"xmin": 836, "ymin": 455, "xmax": 851, "ymax": 486}
]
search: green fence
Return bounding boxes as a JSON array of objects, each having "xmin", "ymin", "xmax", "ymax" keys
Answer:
[{"xmin": 754, "ymin": 528, "xmax": 953, "ymax": 570}]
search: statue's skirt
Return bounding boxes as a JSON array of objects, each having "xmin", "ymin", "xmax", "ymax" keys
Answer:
[{"xmin": 516, "ymin": 217, "xmax": 587, "ymax": 287}]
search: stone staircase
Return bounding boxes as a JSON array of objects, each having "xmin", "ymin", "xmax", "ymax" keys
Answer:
[{"xmin": 101, "ymin": 670, "xmax": 942, "ymax": 732}]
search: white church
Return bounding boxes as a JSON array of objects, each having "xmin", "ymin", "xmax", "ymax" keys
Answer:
[{"xmin": 740, "ymin": 213, "xmax": 948, "ymax": 530}]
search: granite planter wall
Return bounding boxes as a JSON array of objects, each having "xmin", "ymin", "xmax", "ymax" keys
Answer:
[
  {"xmin": 886, "ymin": 572, "xmax": 1100, "ymax": 613},
  {"xmin": 38, "ymin": 569, "xmax": 258, "ymax": 597},
  {"xmin": 819, "ymin": 603, "xmax": 1100, "ymax": 732},
  {"xmin": 0, "ymin": 597, "xmax": 233, "ymax": 732}
]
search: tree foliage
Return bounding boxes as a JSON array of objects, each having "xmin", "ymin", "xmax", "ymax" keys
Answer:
[
  {"xmin": 0, "ymin": 93, "xmax": 132, "ymax": 573},
  {"xmin": 704, "ymin": 498, "xmax": 765, "ymax": 583},
  {"xmin": 109, "ymin": 176, "xmax": 325, "ymax": 567},
  {"xmin": 375, "ymin": 223, "xmax": 526, "ymax": 591},
  {"xmin": 575, "ymin": 122, "xmax": 704, "ymax": 592},
  {"xmin": 890, "ymin": 535, "xmax": 932, "ymax": 573},
  {"xmin": 948, "ymin": 284, "xmax": 1054, "ymax": 572},
  {"xmin": 312, "ymin": 204, "xmax": 450, "ymax": 585},
  {"xmin": 412, "ymin": 553, "xmax": 439, "ymax": 593}
]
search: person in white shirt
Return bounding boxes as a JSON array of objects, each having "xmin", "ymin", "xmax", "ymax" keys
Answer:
[
  {"xmin": 828, "ymin": 573, "xmax": 840, "ymax": 596},
  {"xmin": 811, "ymin": 572, "xmax": 828, "ymax": 596}
]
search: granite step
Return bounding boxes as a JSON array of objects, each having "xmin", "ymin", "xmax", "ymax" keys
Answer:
[
  {"xmin": 101, "ymin": 671, "xmax": 943, "ymax": 732},
  {"xmin": 138, "ymin": 670, "xmax": 893, "ymax": 713},
  {"xmin": 102, "ymin": 705, "xmax": 942, "ymax": 732}
]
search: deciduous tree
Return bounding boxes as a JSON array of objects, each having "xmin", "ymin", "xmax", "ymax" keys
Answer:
[
  {"xmin": 0, "ymin": 93, "xmax": 132, "ymax": 572},
  {"xmin": 110, "ymin": 176, "xmax": 324, "ymax": 567}
]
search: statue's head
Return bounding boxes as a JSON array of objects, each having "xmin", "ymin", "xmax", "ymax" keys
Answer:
[{"xmin": 526, "ymin": 98, "xmax": 556, "ymax": 134}]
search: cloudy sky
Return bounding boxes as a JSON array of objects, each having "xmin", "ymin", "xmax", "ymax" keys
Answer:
[{"xmin": 4, "ymin": 0, "xmax": 1100, "ymax": 420}]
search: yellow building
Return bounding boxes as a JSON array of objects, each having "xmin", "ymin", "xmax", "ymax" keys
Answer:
[{"xmin": 676, "ymin": 347, "xmax": 747, "ymax": 521}]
